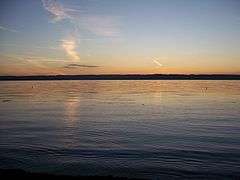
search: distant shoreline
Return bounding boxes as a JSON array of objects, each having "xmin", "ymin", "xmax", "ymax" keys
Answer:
[{"xmin": 0, "ymin": 74, "xmax": 239, "ymax": 81}]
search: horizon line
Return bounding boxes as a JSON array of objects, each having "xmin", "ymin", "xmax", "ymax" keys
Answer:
[
  {"xmin": 0, "ymin": 73, "xmax": 240, "ymax": 76},
  {"xmin": 0, "ymin": 74, "xmax": 239, "ymax": 81}
]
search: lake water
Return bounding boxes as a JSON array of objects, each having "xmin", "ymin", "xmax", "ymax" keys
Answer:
[{"xmin": 0, "ymin": 80, "xmax": 240, "ymax": 179}]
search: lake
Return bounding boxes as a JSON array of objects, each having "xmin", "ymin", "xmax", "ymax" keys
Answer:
[{"xmin": 0, "ymin": 80, "xmax": 240, "ymax": 179}]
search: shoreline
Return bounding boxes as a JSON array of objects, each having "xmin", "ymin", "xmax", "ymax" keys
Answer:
[{"xmin": 0, "ymin": 74, "xmax": 240, "ymax": 81}]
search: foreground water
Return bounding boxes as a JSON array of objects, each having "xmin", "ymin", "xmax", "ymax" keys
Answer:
[{"xmin": 0, "ymin": 80, "xmax": 240, "ymax": 179}]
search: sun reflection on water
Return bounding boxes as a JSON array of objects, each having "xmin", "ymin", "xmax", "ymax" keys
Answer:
[{"xmin": 64, "ymin": 96, "xmax": 80, "ymax": 124}]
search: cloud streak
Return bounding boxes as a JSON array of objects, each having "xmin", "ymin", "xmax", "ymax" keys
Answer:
[
  {"xmin": 0, "ymin": 25, "xmax": 18, "ymax": 33},
  {"xmin": 64, "ymin": 63, "xmax": 99, "ymax": 69},
  {"xmin": 61, "ymin": 38, "xmax": 80, "ymax": 61}
]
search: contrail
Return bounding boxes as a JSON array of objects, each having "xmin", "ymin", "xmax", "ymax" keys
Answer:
[{"xmin": 153, "ymin": 60, "xmax": 163, "ymax": 67}]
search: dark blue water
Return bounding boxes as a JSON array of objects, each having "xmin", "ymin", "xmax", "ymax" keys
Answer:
[{"xmin": 0, "ymin": 80, "xmax": 240, "ymax": 179}]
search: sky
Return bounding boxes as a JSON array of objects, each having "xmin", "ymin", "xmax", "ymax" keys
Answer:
[{"xmin": 0, "ymin": 0, "xmax": 240, "ymax": 75}]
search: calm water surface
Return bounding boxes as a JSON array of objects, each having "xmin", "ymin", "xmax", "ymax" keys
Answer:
[{"xmin": 0, "ymin": 80, "xmax": 240, "ymax": 179}]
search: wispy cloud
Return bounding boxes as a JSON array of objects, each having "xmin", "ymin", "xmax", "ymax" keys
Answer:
[
  {"xmin": 0, "ymin": 25, "xmax": 18, "ymax": 33},
  {"xmin": 153, "ymin": 60, "xmax": 163, "ymax": 67},
  {"xmin": 61, "ymin": 38, "xmax": 80, "ymax": 61},
  {"xmin": 0, "ymin": 54, "xmax": 64, "ymax": 75},
  {"xmin": 41, "ymin": 0, "xmax": 120, "ymax": 64},
  {"xmin": 41, "ymin": 0, "xmax": 120, "ymax": 37},
  {"xmin": 64, "ymin": 63, "xmax": 99, "ymax": 69},
  {"xmin": 41, "ymin": 0, "xmax": 70, "ymax": 22},
  {"xmin": 80, "ymin": 16, "xmax": 119, "ymax": 37},
  {"xmin": 0, "ymin": 43, "xmax": 60, "ymax": 51}
]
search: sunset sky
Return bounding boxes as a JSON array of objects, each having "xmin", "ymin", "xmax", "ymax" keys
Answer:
[{"xmin": 0, "ymin": 0, "xmax": 240, "ymax": 75}]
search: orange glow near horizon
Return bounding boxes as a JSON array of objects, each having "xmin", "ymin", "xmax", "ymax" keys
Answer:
[{"xmin": 0, "ymin": 63, "xmax": 239, "ymax": 76}]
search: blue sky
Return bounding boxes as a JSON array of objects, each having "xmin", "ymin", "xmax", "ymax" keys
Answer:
[{"xmin": 0, "ymin": 0, "xmax": 240, "ymax": 75}]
